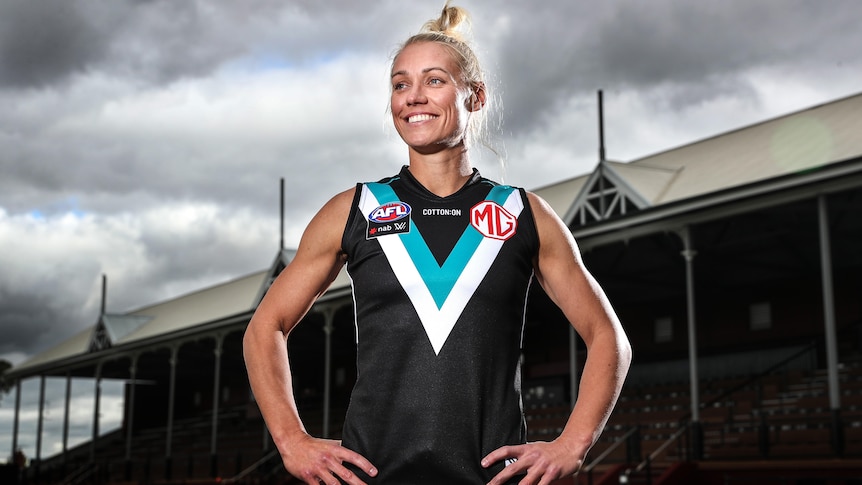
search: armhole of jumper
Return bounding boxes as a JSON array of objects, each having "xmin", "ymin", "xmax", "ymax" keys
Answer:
[
  {"xmin": 518, "ymin": 188, "xmax": 541, "ymax": 257},
  {"xmin": 340, "ymin": 183, "xmax": 365, "ymax": 260}
]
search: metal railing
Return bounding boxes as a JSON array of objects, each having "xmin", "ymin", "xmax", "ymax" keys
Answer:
[
  {"xmin": 223, "ymin": 449, "xmax": 282, "ymax": 484},
  {"xmin": 582, "ymin": 426, "xmax": 639, "ymax": 485}
]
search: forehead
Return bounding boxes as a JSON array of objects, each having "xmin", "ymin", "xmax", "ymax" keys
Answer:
[{"xmin": 391, "ymin": 41, "xmax": 460, "ymax": 76}]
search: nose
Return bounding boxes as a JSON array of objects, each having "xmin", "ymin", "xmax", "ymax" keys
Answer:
[{"xmin": 406, "ymin": 85, "xmax": 427, "ymax": 106}]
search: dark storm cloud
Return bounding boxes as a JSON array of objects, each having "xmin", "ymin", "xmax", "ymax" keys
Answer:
[
  {"xmin": 0, "ymin": 277, "xmax": 95, "ymax": 358},
  {"xmin": 0, "ymin": 0, "xmax": 129, "ymax": 88},
  {"xmin": 0, "ymin": 0, "xmax": 260, "ymax": 89},
  {"xmin": 494, "ymin": 0, "xmax": 862, "ymax": 134},
  {"xmin": 0, "ymin": 0, "xmax": 416, "ymax": 91},
  {"xmin": 0, "ymin": 0, "xmax": 257, "ymax": 88}
]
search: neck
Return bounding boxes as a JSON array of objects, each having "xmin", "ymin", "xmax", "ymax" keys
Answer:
[{"xmin": 406, "ymin": 147, "xmax": 473, "ymax": 197}]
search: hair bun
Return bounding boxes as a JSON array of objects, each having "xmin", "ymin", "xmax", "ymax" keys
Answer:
[{"xmin": 421, "ymin": 1, "xmax": 472, "ymax": 43}]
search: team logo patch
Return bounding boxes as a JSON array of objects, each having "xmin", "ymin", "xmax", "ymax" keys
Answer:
[
  {"xmin": 367, "ymin": 201, "xmax": 412, "ymax": 239},
  {"xmin": 470, "ymin": 201, "xmax": 517, "ymax": 240}
]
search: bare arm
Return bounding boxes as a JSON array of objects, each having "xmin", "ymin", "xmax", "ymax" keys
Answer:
[
  {"xmin": 484, "ymin": 191, "xmax": 632, "ymax": 484},
  {"xmin": 242, "ymin": 187, "xmax": 377, "ymax": 485}
]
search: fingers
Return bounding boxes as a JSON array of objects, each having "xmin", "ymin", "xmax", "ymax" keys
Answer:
[
  {"xmin": 340, "ymin": 450, "xmax": 378, "ymax": 480},
  {"xmin": 298, "ymin": 459, "xmax": 372, "ymax": 485},
  {"xmin": 481, "ymin": 444, "xmax": 517, "ymax": 469},
  {"xmin": 482, "ymin": 442, "xmax": 573, "ymax": 485},
  {"xmin": 482, "ymin": 444, "xmax": 526, "ymax": 485},
  {"xmin": 285, "ymin": 438, "xmax": 377, "ymax": 485}
]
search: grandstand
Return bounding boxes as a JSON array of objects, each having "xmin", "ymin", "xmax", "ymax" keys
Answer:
[{"xmin": 3, "ymin": 91, "xmax": 862, "ymax": 484}]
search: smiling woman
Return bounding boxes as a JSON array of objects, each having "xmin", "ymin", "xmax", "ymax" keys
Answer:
[{"xmin": 242, "ymin": 2, "xmax": 631, "ymax": 484}]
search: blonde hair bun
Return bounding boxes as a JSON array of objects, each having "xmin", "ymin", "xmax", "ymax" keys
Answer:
[{"xmin": 420, "ymin": 1, "xmax": 473, "ymax": 43}]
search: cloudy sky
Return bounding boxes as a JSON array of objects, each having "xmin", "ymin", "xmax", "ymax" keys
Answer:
[{"xmin": 2, "ymin": 0, "xmax": 862, "ymax": 462}]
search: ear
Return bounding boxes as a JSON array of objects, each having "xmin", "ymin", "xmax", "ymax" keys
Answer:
[{"xmin": 467, "ymin": 82, "xmax": 487, "ymax": 112}]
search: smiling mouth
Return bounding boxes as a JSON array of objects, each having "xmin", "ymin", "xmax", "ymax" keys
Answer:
[{"xmin": 408, "ymin": 114, "xmax": 436, "ymax": 123}]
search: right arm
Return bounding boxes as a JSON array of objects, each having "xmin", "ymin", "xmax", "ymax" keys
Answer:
[{"xmin": 242, "ymin": 187, "xmax": 377, "ymax": 485}]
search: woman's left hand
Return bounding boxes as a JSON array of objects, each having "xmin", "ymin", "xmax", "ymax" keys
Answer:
[{"xmin": 481, "ymin": 440, "xmax": 584, "ymax": 485}]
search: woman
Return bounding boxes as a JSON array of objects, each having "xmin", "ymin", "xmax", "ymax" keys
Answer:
[{"xmin": 243, "ymin": 3, "xmax": 631, "ymax": 484}]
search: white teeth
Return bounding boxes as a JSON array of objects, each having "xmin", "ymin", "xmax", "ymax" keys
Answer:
[{"xmin": 408, "ymin": 114, "xmax": 435, "ymax": 123}]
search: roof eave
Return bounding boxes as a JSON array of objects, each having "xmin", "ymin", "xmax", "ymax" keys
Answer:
[{"xmin": 574, "ymin": 155, "xmax": 862, "ymax": 250}]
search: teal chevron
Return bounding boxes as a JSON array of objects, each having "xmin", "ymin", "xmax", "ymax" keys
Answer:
[{"xmin": 366, "ymin": 183, "xmax": 514, "ymax": 309}]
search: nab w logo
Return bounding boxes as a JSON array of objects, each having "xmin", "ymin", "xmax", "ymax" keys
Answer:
[
  {"xmin": 369, "ymin": 202, "xmax": 411, "ymax": 223},
  {"xmin": 471, "ymin": 201, "xmax": 517, "ymax": 240}
]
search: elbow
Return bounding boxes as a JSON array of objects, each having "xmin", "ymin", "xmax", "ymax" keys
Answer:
[
  {"xmin": 242, "ymin": 317, "xmax": 264, "ymax": 363},
  {"xmin": 241, "ymin": 325, "xmax": 254, "ymax": 364}
]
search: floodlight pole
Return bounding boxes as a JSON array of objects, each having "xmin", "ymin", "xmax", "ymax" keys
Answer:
[{"xmin": 597, "ymin": 90, "xmax": 606, "ymax": 217}]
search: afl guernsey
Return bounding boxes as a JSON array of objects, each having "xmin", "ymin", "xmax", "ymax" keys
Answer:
[{"xmin": 340, "ymin": 166, "xmax": 539, "ymax": 484}]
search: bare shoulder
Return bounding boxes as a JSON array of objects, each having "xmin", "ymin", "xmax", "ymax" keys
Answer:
[
  {"xmin": 525, "ymin": 190, "xmax": 571, "ymax": 237},
  {"xmin": 315, "ymin": 186, "xmax": 357, "ymax": 222},
  {"xmin": 525, "ymin": 191, "xmax": 553, "ymax": 216},
  {"xmin": 297, "ymin": 186, "xmax": 357, "ymax": 257}
]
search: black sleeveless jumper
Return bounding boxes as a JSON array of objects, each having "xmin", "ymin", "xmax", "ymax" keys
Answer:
[{"xmin": 340, "ymin": 166, "xmax": 539, "ymax": 484}]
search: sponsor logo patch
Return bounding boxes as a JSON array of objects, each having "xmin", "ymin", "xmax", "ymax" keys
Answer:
[
  {"xmin": 470, "ymin": 201, "xmax": 517, "ymax": 240},
  {"xmin": 422, "ymin": 208, "xmax": 462, "ymax": 216},
  {"xmin": 367, "ymin": 201, "xmax": 411, "ymax": 238}
]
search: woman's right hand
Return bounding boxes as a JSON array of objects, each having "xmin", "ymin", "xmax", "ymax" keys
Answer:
[{"xmin": 278, "ymin": 433, "xmax": 378, "ymax": 485}]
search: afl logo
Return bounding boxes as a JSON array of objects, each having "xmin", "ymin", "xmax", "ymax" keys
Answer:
[{"xmin": 369, "ymin": 202, "xmax": 411, "ymax": 223}]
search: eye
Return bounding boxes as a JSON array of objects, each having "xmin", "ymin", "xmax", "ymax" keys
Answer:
[
  {"xmin": 393, "ymin": 81, "xmax": 408, "ymax": 91},
  {"xmin": 428, "ymin": 77, "xmax": 444, "ymax": 86}
]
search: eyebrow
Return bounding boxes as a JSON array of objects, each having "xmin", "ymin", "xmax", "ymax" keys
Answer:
[{"xmin": 390, "ymin": 66, "xmax": 451, "ymax": 79}]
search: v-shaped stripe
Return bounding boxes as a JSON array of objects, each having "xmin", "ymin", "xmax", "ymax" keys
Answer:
[{"xmin": 360, "ymin": 183, "xmax": 523, "ymax": 354}]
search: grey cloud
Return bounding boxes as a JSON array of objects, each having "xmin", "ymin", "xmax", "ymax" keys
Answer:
[
  {"xmin": 0, "ymin": 0, "xmax": 421, "ymax": 91},
  {"xmin": 493, "ymin": 0, "xmax": 862, "ymax": 134},
  {"xmin": 0, "ymin": 285, "xmax": 96, "ymax": 359},
  {"xmin": 0, "ymin": 0, "xmax": 130, "ymax": 88}
]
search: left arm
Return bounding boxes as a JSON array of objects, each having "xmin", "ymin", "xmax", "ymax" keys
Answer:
[{"xmin": 483, "ymin": 192, "xmax": 632, "ymax": 485}]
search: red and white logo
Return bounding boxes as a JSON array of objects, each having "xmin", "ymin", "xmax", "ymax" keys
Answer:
[
  {"xmin": 369, "ymin": 202, "xmax": 411, "ymax": 223},
  {"xmin": 470, "ymin": 201, "xmax": 517, "ymax": 240}
]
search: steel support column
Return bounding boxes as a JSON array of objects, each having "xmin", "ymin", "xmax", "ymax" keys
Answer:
[
  {"xmin": 679, "ymin": 227, "xmax": 702, "ymax": 460},
  {"xmin": 818, "ymin": 195, "xmax": 843, "ymax": 455}
]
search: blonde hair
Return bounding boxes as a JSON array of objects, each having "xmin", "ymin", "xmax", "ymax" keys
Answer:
[
  {"xmin": 392, "ymin": 1, "xmax": 503, "ymax": 169},
  {"xmin": 400, "ymin": 2, "xmax": 482, "ymax": 87}
]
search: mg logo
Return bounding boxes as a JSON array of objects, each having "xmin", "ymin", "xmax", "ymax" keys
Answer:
[{"xmin": 470, "ymin": 201, "xmax": 517, "ymax": 240}]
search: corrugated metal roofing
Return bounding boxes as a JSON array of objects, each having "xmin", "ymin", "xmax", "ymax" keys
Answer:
[
  {"xmin": 12, "ymin": 327, "xmax": 93, "ymax": 371},
  {"xmin": 608, "ymin": 161, "xmax": 682, "ymax": 205},
  {"xmin": 532, "ymin": 175, "xmax": 589, "ymax": 216},
  {"xmin": 122, "ymin": 270, "xmax": 268, "ymax": 342},
  {"xmin": 623, "ymin": 92, "xmax": 862, "ymax": 205}
]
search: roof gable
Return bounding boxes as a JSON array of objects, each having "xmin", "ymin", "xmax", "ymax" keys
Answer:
[
  {"xmin": 565, "ymin": 162, "xmax": 651, "ymax": 226},
  {"xmin": 88, "ymin": 314, "xmax": 153, "ymax": 352},
  {"xmin": 254, "ymin": 248, "xmax": 297, "ymax": 306}
]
